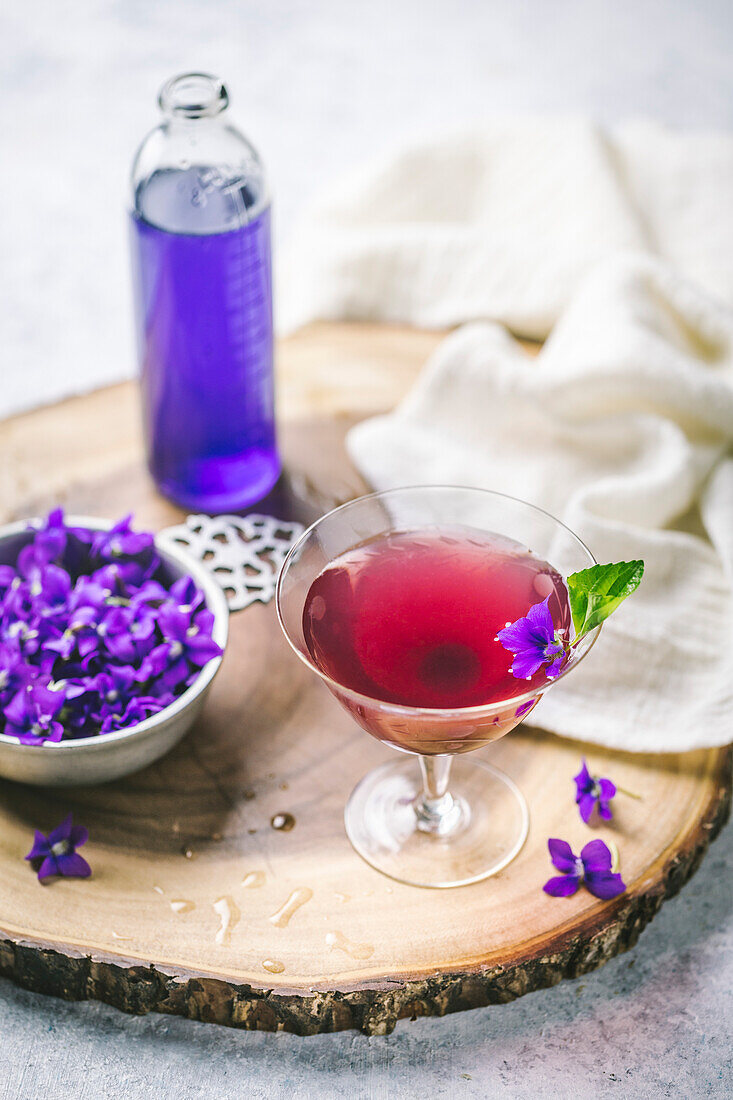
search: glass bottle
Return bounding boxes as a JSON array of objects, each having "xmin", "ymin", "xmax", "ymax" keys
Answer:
[{"xmin": 129, "ymin": 72, "xmax": 280, "ymax": 512}]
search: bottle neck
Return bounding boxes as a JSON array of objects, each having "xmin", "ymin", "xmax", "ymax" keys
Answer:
[
  {"xmin": 131, "ymin": 72, "xmax": 269, "ymax": 230},
  {"xmin": 159, "ymin": 73, "xmax": 229, "ymax": 121}
]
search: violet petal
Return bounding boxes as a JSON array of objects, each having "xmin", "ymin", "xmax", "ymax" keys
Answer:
[
  {"xmin": 543, "ymin": 874, "xmax": 580, "ymax": 897},
  {"xmin": 54, "ymin": 851, "xmax": 92, "ymax": 879},
  {"xmin": 585, "ymin": 871, "xmax": 626, "ymax": 900},
  {"xmin": 510, "ymin": 650, "xmax": 545, "ymax": 680},
  {"xmin": 47, "ymin": 814, "xmax": 74, "ymax": 848},
  {"xmin": 577, "ymin": 792, "xmax": 597, "ymax": 824},
  {"xmin": 574, "ymin": 759, "xmax": 594, "ymax": 795},
  {"xmin": 547, "ymin": 838, "xmax": 577, "ymax": 873},
  {"xmin": 525, "ymin": 596, "xmax": 554, "ymax": 637},
  {"xmin": 545, "ymin": 652, "xmax": 566, "ymax": 678},
  {"xmin": 580, "ymin": 838, "xmax": 613, "ymax": 874},
  {"xmin": 25, "ymin": 831, "xmax": 51, "ymax": 862},
  {"xmin": 68, "ymin": 824, "xmax": 89, "ymax": 848},
  {"xmin": 37, "ymin": 855, "xmax": 59, "ymax": 882}
]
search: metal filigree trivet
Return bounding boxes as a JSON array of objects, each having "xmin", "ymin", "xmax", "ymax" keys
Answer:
[{"xmin": 158, "ymin": 514, "xmax": 304, "ymax": 611}]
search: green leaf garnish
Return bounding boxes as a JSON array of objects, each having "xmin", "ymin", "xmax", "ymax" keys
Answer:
[{"xmin": 567, "ymin": 560, "xmax": 644, "ymax": 641}]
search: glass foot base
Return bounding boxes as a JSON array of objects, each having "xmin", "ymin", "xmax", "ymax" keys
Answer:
[{"xmin": 345, "ymin": 756, "xmax": 529, "ymax": 888}]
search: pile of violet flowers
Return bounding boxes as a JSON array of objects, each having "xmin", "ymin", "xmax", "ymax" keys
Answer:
[{"xmin": 0, "ymin": 510, "xmax": 222, "ymax": 744}]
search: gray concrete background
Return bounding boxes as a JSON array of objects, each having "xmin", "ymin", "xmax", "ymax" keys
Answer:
[
  {"xmin": 3, "ymin": 0, "xmax": 733, "ymax": 418},
  {"xmin": 3, "ymin": 1, "xmax": 733, "ymax": 1096}
]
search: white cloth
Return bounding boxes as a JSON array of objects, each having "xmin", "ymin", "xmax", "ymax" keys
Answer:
[
  {"xmin": 279, "ymin": 119, "xmax": 733, "ymax": 337},
  {"xmin": 280, "ymin": 118, "xmax": 733, "ymax": 751},
  {"xmin": 347, "ymin": 256, "xmax": 733, "ymax": 751}
]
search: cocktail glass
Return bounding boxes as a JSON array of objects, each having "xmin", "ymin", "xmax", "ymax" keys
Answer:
[{"xmin": 276, "ymin": 486, "xmax": 600, "ymax": 888}]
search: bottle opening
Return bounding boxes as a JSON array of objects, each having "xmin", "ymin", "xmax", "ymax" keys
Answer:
[{"xmin": 159, "ymin": 72, "xmax": 229, "ymax": 119}]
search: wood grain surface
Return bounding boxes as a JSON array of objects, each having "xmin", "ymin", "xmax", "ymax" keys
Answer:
[{"xmin": 0, "ymin": 322, "xmax": 729, "ymax": 1035}]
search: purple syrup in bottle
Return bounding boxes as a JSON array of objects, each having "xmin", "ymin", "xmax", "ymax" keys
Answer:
[{"xmin": 130, "ymin": 74, "xmax": 280, "ymax": 512}]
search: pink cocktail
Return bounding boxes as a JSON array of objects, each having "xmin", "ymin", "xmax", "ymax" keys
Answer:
[
  {"xmin": 277, "ymin": 487, "xmax": 599, "ymax": 887},
  {"xmin": 303, "ymin": 529, "xmax": 570, "ymax": 754}
]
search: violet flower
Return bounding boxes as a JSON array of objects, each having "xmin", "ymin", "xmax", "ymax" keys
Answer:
[
  {"xmin": 168, "ymin": 575, "xmax": 206, "ymax": 615},
  {"xmin": 543, "ymin": 838, "xmax": 626, "ymax": 900},
  {"xmin": 68, "ymin": 576, "xmax": 109, "ymax": 614},
  {"xmin": 69, "ymin": 665, "xmax": 138, "ymax": 732},
  {"xmin": 574, "ymin": 759, "xmax": 641, "ymax": 823},
  {"xmin": 43, "ymin": 604, "xmax": 101, "ymax": 664},
  {"xmin": 4, "ymin": 680, "xmax": 66, "ymax": 744},
  {"xmin": 115, "ymin": 695, "xmax": 169, "ymax": 730},
  {"xmin": 574, "ymin": 759, "xmax": 617, "ymax": 823},
  {"xmin": 0, "ymin": 639, "xmax": 34, "ymax": 701},
  {"xmin": 92, "ymin": 560, "xmax": 149, "ymax": 593},
  {"xmin": 496, "ymin": 597, "xmax": 568, "ymax": 680},
  {"xmin": 99, "ymin": 604, "xmax": 157, "ymax": 664},
  {"xmin": 25, "ymin": 814, "xmax": 91, "ymax": 882},
  {"xmin": 33, "ymin": 507, "xmax": 68, "ymax": 563},
  {"xmin": 0, "ymin": 564, "xmax": 17, "ymax": 592},
  {"xmin": 152, "ymin": 605, "xmax": 223, "ymax": 689},
  {"xmin": 1, "ymin": 509, "xmax": 221, "ymax": 743},
  {"xmin": 498, "ymin": 560, "xmax": 645, "ymax": 684},
  {"xmin": 17, "ymin": 546, "xmax": 71, "ymax": 608},
  {"xmin": 90, "ymin": 514, "xmax": 154, "ymax": 560},
  {"xmin": 127, "ymin": 577, "xmax": 169, "ymax": 607}
]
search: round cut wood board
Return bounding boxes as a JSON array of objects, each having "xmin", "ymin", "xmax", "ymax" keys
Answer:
[{"xmin": 0, "ymin": 323, "xmax": 730, "ymax": 1035}]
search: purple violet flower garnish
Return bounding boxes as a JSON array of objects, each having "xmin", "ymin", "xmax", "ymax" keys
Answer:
[
  {"xmin": 497, "ymin": 560, "xmax": 645, "ymax": 684},
  {"xmin": 0, "ymin": 509, "xmax": 222, "ymax": 743},
  {"xmin": 543, "ymin": 838, "xmax": 626, "ymax": 900},
  {"xmin": 25, "ymin": 814, "xmax": 91, "ymax": 883},
  {"xmin": 574, "ymin": 759, "xmax": 617, "ymax": 823},
  {"xmin": 496, "ymin": 597, "xmax": 568, "ymax": 681}
]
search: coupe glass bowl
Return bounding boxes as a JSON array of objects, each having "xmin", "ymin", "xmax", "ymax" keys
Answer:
[
  {"xmin": 0, "ymin": 516, "xmax": 228, "ymax": 787},
  {"xmin": 277, "ymin": 486, "xmax": 600, "ymax": 888}
]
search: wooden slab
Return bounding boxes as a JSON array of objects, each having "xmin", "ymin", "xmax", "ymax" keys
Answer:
[{"xmin": 0, "ymin": 323, "xmax": 730, "ymax": 1035}]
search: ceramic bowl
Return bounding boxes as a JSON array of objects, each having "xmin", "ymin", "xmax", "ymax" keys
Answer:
[{"xmin": 0, "ymin": 516, "xmax": 228, "ymax": 787}]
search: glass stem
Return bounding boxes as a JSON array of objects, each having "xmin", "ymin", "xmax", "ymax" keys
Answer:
[{"xmin": 414, "ymin": 755, "xmax": 462, "ymax": 836}]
